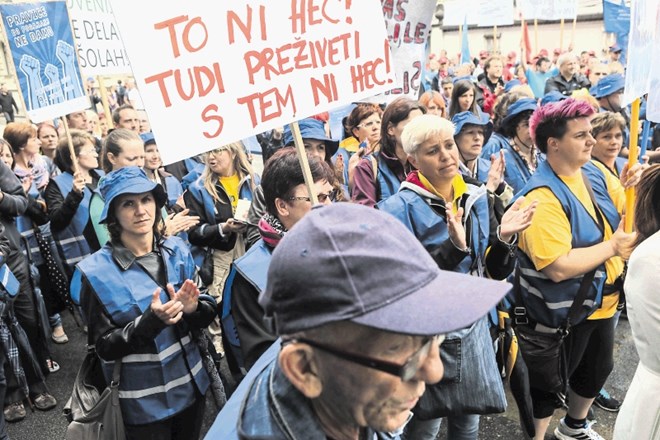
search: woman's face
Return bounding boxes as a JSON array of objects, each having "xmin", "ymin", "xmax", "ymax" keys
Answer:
[
  {"xmin": 0, "ymin": 144, "xmax": 13, "ymax": 168},
  {"xmin": 593, "ymin": 127, "xmax": 623, "ymax": 165},
  {"xmin": 108, "ymin": 138, "xmax": 145, "ymax": 171},
  {"xmin": 388, "ymin": 109, "xmax": 424, "ymax": 150},
  {"xmin": 38, "ymin": 125, "xmax": 59, "ymax": 153},
  {"xmin": 408, "ymin": 128, "xmax": 459, "ymax": 186},
  {"xmin": 77, "ymin": 140, "xmax": 99, "ymax": 171},
  {"xmin": 114, "ymin": 191, "xmax": 156, "ymax": 241},
  {"xmin": 455, "ymin": 124, "xmax": 485, "ymax": 162},
  {"xmin": 458, "ymin": 89, "xmax": 474, "ymax": 112},
  {"xmin": 353, "ymin": 112, "xmax": 381, "ymax": 145},
  {"xmin": 208, "ymin": 147, "xmax": 235, "ymax": 177},
  {"xmin": 24, "ymin": 134, "xmax": 41, "ymax": 156},
  {"xmin": 425, "ymin": 100, "xmax": 443, "ymax": 117},
  {"xmin": 515, "ymin": 116, "xmax": 533, "ymax": 146},
  {"xmin": 144, "ymin": 144, "xmax": 162, "ymax": 171}
]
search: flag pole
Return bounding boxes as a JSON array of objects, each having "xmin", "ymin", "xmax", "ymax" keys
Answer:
[
  {"xmin": 625, "ymin": 98, "xmax": 641, "ymax": 232},
  {"xmin": 534, "ymin": 19, "xmax": 539, "ymax": 54}
]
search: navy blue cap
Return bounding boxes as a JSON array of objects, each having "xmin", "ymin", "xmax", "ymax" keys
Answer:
[
  {"xmin": 283, "ymin": 118, "xmax": 339, "ymax": 159},
  {"xmin": 502, "ymin": 98, "xmax": 538, "ymax": 125},
  {"xmin": 260, "ymin": 203, "xmax": 511, "ymax": 335},
  {"xmin": 504, "ymin": 79, "xmax": 522, "ymax": 93},
  {"xmin": 452, "ymin": 111, "xmax": 492, "ymax": 136},
  {"xmin": 452, "ymin": 75, "xmax": 473, "ymax": 84},
  {"xmin": 609, "ymin": 44, "xmax": 622, "ymax": 53},
  {"xmin": 590, "ymin": 73, "xmax": 625, "ymax": 99},
  {"xmin": 140, "ymin": 132, "xmax": 156, "ymax": 146},
  {"xmin": 98, "ymin": 166, "xmax": 166, "ymax": 223},
  {"xmin": 540, "ymin": 91, "xmax": 568, "ymax": 106}
]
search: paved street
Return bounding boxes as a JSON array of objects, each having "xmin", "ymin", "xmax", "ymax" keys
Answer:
[{"xmin": 7, "ymin": 311, "xmax": 637, "ymax": 440}]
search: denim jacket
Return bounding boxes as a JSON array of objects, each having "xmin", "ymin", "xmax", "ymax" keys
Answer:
[{"xmin": 205, "ymin": 342, "xmax": 403, "ymax": 440}]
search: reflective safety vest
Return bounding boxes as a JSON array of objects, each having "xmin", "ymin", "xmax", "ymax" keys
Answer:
[
  {"xmin": 75, "ymin": 236, "xmax": 210, "ymax": 425},
  {"xmin": 51, "ymin": 171, "xmax": 104, "ymax": 270},
  {"xmin": 513, "ymin": 160, "xmax": 620, "ymax": 328}
]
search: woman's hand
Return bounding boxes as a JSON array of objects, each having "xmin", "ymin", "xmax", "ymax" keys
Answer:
[
  {"xmin": 72, "ymin": 171, "xmax": 86, "ymax": 194},
  {"xmin": 499, "ymin": 196, "xmax": 538, "ymax": 242},
  {"xmin": 169, "ymin": 280, "xmax": 199, "ymax": 315},
  {"xmin": 486, "ymin": 151, "xmax": 506, "ymax": 193},
  {"xmin": 447, "ymin": 207, "xmax": 468, "ymax": 251},
  {"xmin": 221, "ymin": 218, "xmax": 247, "ymax": 234},
  {"xmin": 620, "ymin": 161, "xmax": 648, "ymax": 189},
  {"xmin": 164, "ymin": 209, "xmax": 200, "ymax": 236},
  {"xmin": 150, "ymin": 288, "xmax": 184, "ymax": 325},
  {"xmin": 21, "ymin": 175, "xmax": 33, "ymax": 193}
]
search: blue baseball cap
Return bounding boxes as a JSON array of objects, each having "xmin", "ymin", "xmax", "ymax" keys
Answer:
[
  {"xmin": 452, "ymin": 111, "xmax": 492, "ymax": 142},
  {"xmin": 140, "ymin": 132, "xmax": 156, "ymax": 146},
  {"xmin": 502, "ymin": 98, "xmax": 538, "ymax": 125},
  {"xmin": 260, "ymin": 203, "xmax": 511, "ymax": 335},
  {"xmin": 98, "ymin": 166, "xmax": 166, "ymax": 224},
  {"xmin": 609, "ymin": 44, "xmax": 622, "ymax": 53},
  {"xmin": 540, "ymin": 91, "xmax": 568, "ymax": 106},
  {"xmin": 283, "ymin": 118, "xmax": 338, "ymax": 159},
  {"xmin": 590, "ymin": 73, "xmax": 625, "ymax": 99},
  {"xmin": 504, "ymin": 79, "xmax": 522, "ymax": 93}
]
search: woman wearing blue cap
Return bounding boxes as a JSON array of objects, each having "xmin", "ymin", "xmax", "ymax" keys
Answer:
[{"xmin": 73, "ymin": 166, "xmax": 215, "ymax": 439}]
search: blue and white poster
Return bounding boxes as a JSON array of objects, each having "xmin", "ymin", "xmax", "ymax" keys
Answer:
[
  {"xmin": 603, "ymin": 0, "xmax": 630, "ymax": 35},
  {"xmin": 0, "ymin": 1, "xmax": 88, "ymax": 123}
]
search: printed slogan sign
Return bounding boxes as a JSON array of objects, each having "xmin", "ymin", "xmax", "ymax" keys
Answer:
[
  {"xmin": 67, "ymin": 0, "xmax": 130, "ymax": 76},
  {"xmin": 0, "ymin": 1, "xmax": 89, "ymax": 122},
  {"xmin": 110, "ymin": 0, "xmax": 395, "ymax": 165}
]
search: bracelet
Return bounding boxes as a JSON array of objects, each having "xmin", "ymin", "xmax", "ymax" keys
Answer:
[{"xmin": 497, "ymin": 225, "xmax": 518, "ymax": 247}]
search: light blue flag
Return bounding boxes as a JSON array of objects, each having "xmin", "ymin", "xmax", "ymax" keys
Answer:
[{"xmin": 460, "ymin": 15, "xmax": 470, "ymax": 64}]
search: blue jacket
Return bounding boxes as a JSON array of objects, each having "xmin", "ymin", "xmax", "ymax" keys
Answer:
[
  {"xmin": 51, "ymin": 171, "xmax": 104, "ymax": 269},
  {"xmin": 500, "ymin": 143, "xmax": 545, "ymax": 195},
  {"xmin": 163, "ymin": 174, "xmax": 183, "ymax": 209},
  {"xmin": 370, "ymin": 151, "xmax": 405, "ymax": 203},
  {"xmin": 206, "ymin": 342, "xmax": 402, "ymax": 440},
  {"xmin": 481, "ymin": 132, "xmax": 509, "ymax": 159},
  {"xmin": 459, "ymin": 157, "xmax": 491, "ymax": 184},
  {"xmin": 73, "ymin": 236, "xmax": 211, "ymax": 425},
  {"xmin": 512, "ymin": 160, "xmax": 620, "ymax": 328}
]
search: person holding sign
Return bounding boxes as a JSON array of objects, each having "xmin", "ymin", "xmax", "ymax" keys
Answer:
[{"xmin": 185, "ymin": 142, "xmax": 256, "ymax": 357}]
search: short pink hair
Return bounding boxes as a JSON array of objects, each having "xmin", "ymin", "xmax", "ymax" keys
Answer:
[{"xmin": 530, "ymin": 98, "xmax": 595, "ymax": 153}]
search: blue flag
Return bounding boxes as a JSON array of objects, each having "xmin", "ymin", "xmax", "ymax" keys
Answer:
[{"xmin": 460, "ymin": 15, "xmax": 470, "ymax": 64}]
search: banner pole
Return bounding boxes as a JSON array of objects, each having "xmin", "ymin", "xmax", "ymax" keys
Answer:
[
  {"xmin": 624, "ymin": 98, "xmax": 641, "ymax": 232},
  {"xmin": 96, "ymin": 76, "xmax": 112, "ymax": 126},
  {"xmin": 493, "ymin": 25, "xmax": 498, "ymax": 53},
  {"xmin": 559, "ymin": 18, "xmax": 565, "ymax": 51},
  {"xmin": 571, "ymin": 15, "xmax": 577, "ymax": 47},
  {"xmin": 289, "ymin": 121, "xmax": 319, "ymax": 204},
  {"xmin": 534, "ymin": 19, "xmax": 538, "ymax": 54},
  {"xmin": 61, "ymin": 116, "xmax": 80, "ymax": 175}
]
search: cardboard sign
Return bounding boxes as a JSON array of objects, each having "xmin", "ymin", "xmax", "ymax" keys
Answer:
[
  {"xmin": 622, "ymin": 0, "xmax": 656, "ymax": 106},
  {"xmin": 477, "ymin": 0, "xmax": 514, "ymax": 27},
  {"xmin": 67, "ymin": 0, "xmax": 130, "ymax": 76},
  {"xmin": 0, "ymin": 1, "xmax": 89, "ymax": 122},
  {"xmin": 109, "ymin": 0, "xmax": 395, "ymax": 165},
  {"xmin": 443, "ymin": 0, "xmax": 478, "ymax": 27},
  {"xmin": 519, "ymin": 0, "xmax": 577, "ymax": 20}
]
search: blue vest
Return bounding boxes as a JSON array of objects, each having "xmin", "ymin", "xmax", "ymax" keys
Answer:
[
  {"xmin": 370, "ymin": 152, "xmax": 403, "ymax": 202},
  {"xmin": 481, "ymin": 132, "xmax": 509, "ymax": 159},
  {"xmin": 500, "ymin": 142, "xmax": 543, "ymax": 195},
  {"xmin": 164, "ymin": 174, "xmax": 183, "ymax": 209},
  {"xmin": 74, "ymin": 237, "xmax": 210, "ymax": 425},
  {"xmin": 378, "ymin": 180, "xmax": 490, "ymax": 276},
  {"xmin": 52, "ymin": 171, "xmax": 104, "ymax": 269},
  {"xmin": 512, "ymin": 160, "xmax": 620, "ymax": 328},
  {"xmin": 221, "ymin": 239, "xmax": 272, "ymax": 357}
]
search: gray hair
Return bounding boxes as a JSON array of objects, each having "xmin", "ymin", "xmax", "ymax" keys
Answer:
[
  {"xmin": 401, "ymin": 114, "xmax": 455, "ymax": 157},
  {"xmin": 557, "ymin": 52, "xmax": 578, "ymax": 67}
]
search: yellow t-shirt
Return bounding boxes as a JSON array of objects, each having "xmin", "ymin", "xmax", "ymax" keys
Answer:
[
  {"xmin": 219, "ymin": 174, "xmax": 240, "ymax": 212},
  {"xmin": 418, "ymin": 172, "xmax": 467, "ymax": 215},
  {"xmin": 518, "ymin": 163, "xmax": 625, "ymax": 320}
]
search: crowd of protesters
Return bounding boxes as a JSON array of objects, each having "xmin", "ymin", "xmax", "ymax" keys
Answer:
[{"xmin": 0, "ymin": 35, "xmax": 656, "ymax": 440}]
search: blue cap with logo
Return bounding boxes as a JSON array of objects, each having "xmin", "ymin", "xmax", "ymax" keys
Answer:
[
  {"xmin": 98, "ymin": 166, "xmax": 166, "ymax": 224},
  {"xmin": 540, "ymin": 91, "xmax": 568, "ymax": 106},
  {"xmin": 590, "ymin": 73, "xmax": 625, "ymax": 99}
]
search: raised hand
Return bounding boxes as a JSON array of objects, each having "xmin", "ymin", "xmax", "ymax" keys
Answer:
[
  {"xmin": 447, "ymin": 207, "xmax": 468, "ymax": 251},
  {"xmin": 169, "ymin": 280, "xmax": 200, "ymax": 315},
  {"xmin": 56, "ymin": 41, "xmax": 84, "ymax": 99},
  {"xmin": 164, "ymin": 209, "xmax": 200, "ymax": 236},
  {"xmin": 500, "ymin": 196, "xmax": 538, "ymax": 242},
  {"xmin": 72, "ymin": 171, "xmax": 86, "ymax": 194},
  {"xmin": 620, "ymin": 161, "xmax": 648, "ymax": 189},
  {"xmin": 44, "ymin": 63, "xmax": 65, "ymax": 105},
  {"xmin": 150, "ymin": 287, "xmax": 183, "ymax": 325},
  {"xmin": 19, "ymin": 54, "xmax": 47, "ymax": 109},
  {"xmin": 486, "ymin": 151, "xmax": 506, "ymax": 193}
]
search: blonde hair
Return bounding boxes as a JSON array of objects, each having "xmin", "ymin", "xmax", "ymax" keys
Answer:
[
  {"xmin": 401, "ymin": 114, "xmax": 455, "ymax": 156},
  {"xmin": 571, "ymin": 89, "xmax": 600, "ymax": 112},
  {"xmin": 203, "ymin": 141, "xmax": 255, "ymax": 204}
]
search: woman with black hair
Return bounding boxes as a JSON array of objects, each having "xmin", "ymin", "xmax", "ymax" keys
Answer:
[{"xmin": 448, "ymin": 80, "xmax": 480, "ymax": 119}]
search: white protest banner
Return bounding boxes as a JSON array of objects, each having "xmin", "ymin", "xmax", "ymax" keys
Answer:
[
  {"xmin": 519, "ymin": 0, "xmax": 577, "ymax": 20},
  {"xmin": 109, "ymin": 0, "xmax": 394, "ymax": 165},
  {"xmin": 367, "ymin": 0, "xmax": 437, "ymax": 103},
  {"xmin": 623, "ymin": 0, "xmax": 658, "ymax": 107},
  {"xmin": 67, "ymin": 0, "xmax": 130, "ymax": 76},
  {"xmin": 477, "ymin": 0, "xmax": 514, "ymax": 27},
  {"xmin": 0, "ymin": 1, "xmax": 89, "ymax": 123},
  {"xmin": 443, "ymin": 0, "xmax": 478, "ymax": 27}
]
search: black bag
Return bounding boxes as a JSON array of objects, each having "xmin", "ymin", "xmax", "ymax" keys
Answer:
[
  {"xmin": 415, "ymin": 316, "xmax": 507, "ymax": 419},
  {"xmin": 64, "ymin": 348, "xmax": 125, "ymax": 440},
  {"xmin": 199, "ymin": 247, "xmax": 214, "ymax": 287}
]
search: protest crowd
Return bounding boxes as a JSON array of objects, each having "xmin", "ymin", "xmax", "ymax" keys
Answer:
[{"xmin": 0, "ymin": 1, "xmax": 659, "ymax": 440}]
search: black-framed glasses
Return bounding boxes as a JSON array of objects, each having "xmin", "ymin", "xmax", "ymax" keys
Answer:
[
  {"xmin": 287, "ymin": 189, "xmax": 338, "ymax": 204},
  {"xmin": 285, "ymin": 334, "xmax": 444, "ymax": 382}
]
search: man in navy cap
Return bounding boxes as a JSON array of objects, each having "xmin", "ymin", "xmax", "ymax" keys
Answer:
[
  {"xmin": 609, "ymin": 44, "xmax": 622, "ymax": 64},
  {"xmin": 207, "ymin": 203, "xmax": 511, "ymax": 440},
  {"xmin": 591, "ymin": 74, "xmax": 625, "ymax": 114}
]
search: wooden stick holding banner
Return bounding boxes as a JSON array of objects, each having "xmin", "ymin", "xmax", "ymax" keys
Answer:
[
  {"xmin": 96, "ymin": 76, "xmax": 113, "ymax": 125},
  {"xmin": 534, "ymin": 19, "xmax": 538, "ymax": 54},
  {"xmin": 493, "ymin": 25, "xmax": 498, "ymax": 53},
  {"xmin": 559, "ymin": 18, "xmax": 565, "ymax": 51},
  {"xmin": 289, "ymin": 121, "xmax": 319, "ymax": 204},
  {"xmin": 61, "ymin": 116, "xmax": 80, "ymax": 175},
  {"xmin": 624, "ymin": 98, "xmax": 641, "ymax": 232},
  {"xmin": 571, "ymin": 15, "xmax": 577, "ymax": 47}
]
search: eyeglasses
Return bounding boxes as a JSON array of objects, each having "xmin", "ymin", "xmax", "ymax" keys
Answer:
[
  {"xmin": 78, "ymin": 149, "xmax": 97, "ymax": 156},
  {"xmin": 285, "ymin": 334, "xmax": 444, "ymax": 382},
  {"xmin": 357, "ymin": 119, "xmax": 381, "ymax": 129},
  {"xmin": 288, "ymin": 189, "xmax": 338, "ymax": 203}
]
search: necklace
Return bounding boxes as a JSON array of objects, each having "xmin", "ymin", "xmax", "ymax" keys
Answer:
[{"xmin": 509, "ymin": 136, "xmax": 538, "ymax": 173}]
